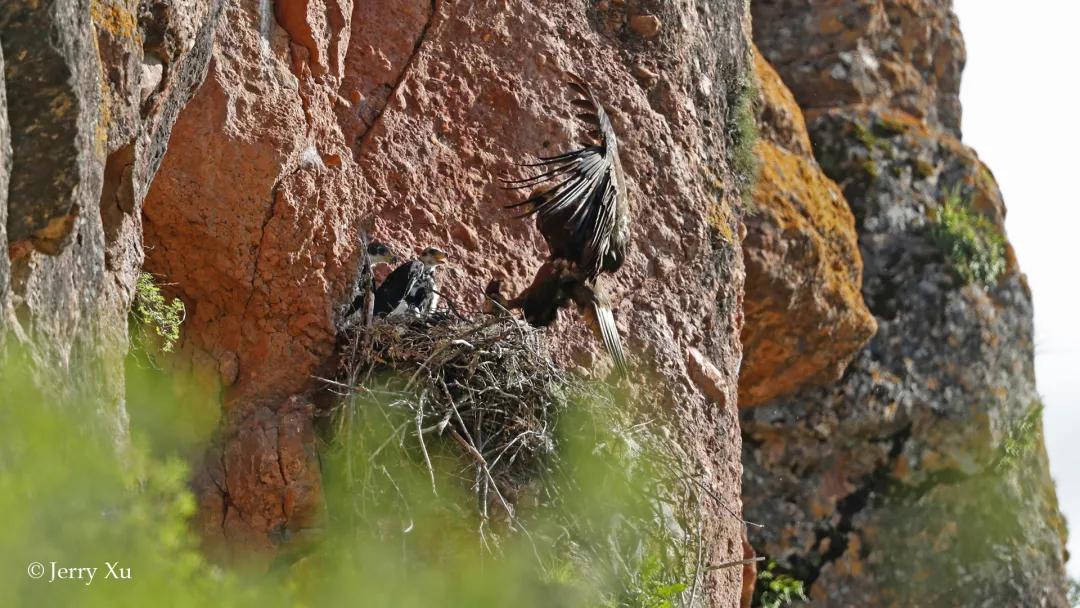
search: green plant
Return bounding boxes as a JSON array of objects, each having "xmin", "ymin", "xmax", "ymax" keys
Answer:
[
  {"xmin": 1, "ymin": 337, "xmax": 704, "ymax": 608},
  {"xmin": 756, "ymin": 561, "xmax": 808, "ymax": 608},
  {"xmin": 131, "ymin": 272, "xmax": 185, "ymax": 353},
  {"xmin": 874, "ymin": 115, "xmax": 909, "ymax": 136},
  {"xmin": 996, "ymin": 402, "xmax": 1044, "ymax": 472},
  {"xmin": 929, "ymin": 188, "xmax": 1006, "ymax": 287},
  {"xmin": 728, "ymin": 68, "xmax": 760, "ymax": 209},
  {"xmin": 634, "ymin": 552, "xmax": 689, "ymax": 608},
  {"xmin": 853, "ymin": 121, "xmax": 879, "ymax": 149}
]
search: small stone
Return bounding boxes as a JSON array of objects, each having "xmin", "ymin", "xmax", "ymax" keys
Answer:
[
  {"xmin": 630, "ymin": 14, "xmax": 662, "ymax": 38},
  {"xmin": 687, "ymin": 347, "xmax": 728, "ymax": 408},
  {"xmin": 451, "ymin": 220, "xmax": 480, "ymax": 251},
  {"xmin": 139, "ymin": 53, "xmax": 164, "ymax": 102},
  {"xmin": 219, "ymin": 351, "xmax": 239, "ymax": 387},
  {"xmin": 632, "ymin": 63, "xmax": 659, "ymax": 86}
]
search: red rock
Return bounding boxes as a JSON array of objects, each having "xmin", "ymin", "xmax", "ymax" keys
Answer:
[
  {"xmin": 630, "ymin": 14, "xmax": 662, "ymax": 38},
  {"xmin": 144, "ymin": 3, "xmax": 753, "ymax": 599}
]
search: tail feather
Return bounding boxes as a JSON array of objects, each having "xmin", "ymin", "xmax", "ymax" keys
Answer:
[{"xmin": 588, "ymin": 301, "xmax": 627, "ymax": 378}]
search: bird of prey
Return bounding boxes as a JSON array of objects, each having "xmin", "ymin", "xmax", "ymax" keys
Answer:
[
  {"xmin": 494, "ymin": 76, "xmax": 630, "ymax": 376},
  {"xmin": 344, "ymin": 240, "xmax": 400, "ymax": 323},
  {"xmin": 375, "ymin": 247, "xmax": 449, "ymax": 317}
]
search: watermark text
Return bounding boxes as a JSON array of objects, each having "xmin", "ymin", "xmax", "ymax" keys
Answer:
[{"xmin": 26, "ymin": 561, "xmax": 132, "ymax": 585}]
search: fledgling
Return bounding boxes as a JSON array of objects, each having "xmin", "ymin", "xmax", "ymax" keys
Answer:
[
  {"xmin": 344, "ymin": 240, "xmax": 400, "ymax": 320},
  {"xmin": 375, "ymin": 247, "xmax": 449, "ymax": 318}
]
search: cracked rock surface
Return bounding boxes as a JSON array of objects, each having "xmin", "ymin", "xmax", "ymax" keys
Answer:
[
  {"xmin": 743, "ymin": 1, "xmax": 1069, "ymax": 604},
  {"xmin": 145, "ymin": 3, "xmax": 752, "ymax": 600},
  {"xmin": 0, "ymin": 0, "xmax": 223, "ymax": 437}
]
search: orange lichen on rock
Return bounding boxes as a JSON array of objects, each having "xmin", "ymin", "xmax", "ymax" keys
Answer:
[{"xmin": 738, "ymin": 49, "xmax": 876, "ymax": 407}]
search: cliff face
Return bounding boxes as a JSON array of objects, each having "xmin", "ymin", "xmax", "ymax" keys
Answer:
[
  {"xmin": 0, "ymin": 0, "xmax": 222, "ymax": 437},
  {"xmin": 743, "ymin": 0, "xmax": 1069, "ymax": 604},
  {"xmin": 2, "ymin": 0, "xmax": 1070, "ymax": 605},
  {"xmin": 141, "ymin": 1, "xmax": 751, "ymax": 601}
]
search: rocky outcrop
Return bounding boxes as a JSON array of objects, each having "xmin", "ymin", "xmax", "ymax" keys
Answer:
[
  {"xmin": 0, "ymin": 0, "xmax": 222, "ymax": 437},
  {"xmin": 743, "ymin": 1, "xmax": 1069, "ymax": 604},
  {"xmin": 144, "ymin": 1, "xmax": 752, "ymax": 599},
  {"xmin": 739, "ymin": 48, "xmax": 875, "ymax": 407},
  {"xmin": 751, "ymin": 0, "xmax": 964, "ymax": 137}
]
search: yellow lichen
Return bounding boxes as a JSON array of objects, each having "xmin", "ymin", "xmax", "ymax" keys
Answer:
[{"xmin": 90, "ymin": 0, "xmax": 138, "ymax": 40}]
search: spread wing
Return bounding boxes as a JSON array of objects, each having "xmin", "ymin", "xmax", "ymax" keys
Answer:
[{"xmin": 502, "ymin": 76, "xmax": 626, "ymax": 280}]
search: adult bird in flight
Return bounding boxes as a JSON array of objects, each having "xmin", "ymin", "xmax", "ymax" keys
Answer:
[{"xmin": 493, "ymin": 75, "xmax": 630, "ymax": 376}]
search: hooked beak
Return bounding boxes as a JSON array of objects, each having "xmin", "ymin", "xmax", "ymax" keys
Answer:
[{"xmin": 432, "ymin": 250, "xmax": 449, "ymax": 264}]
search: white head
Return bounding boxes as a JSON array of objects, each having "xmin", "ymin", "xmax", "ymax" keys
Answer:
[{"xmin": 419, "ymin": 246, "xmax": 449, "ymax": 269}]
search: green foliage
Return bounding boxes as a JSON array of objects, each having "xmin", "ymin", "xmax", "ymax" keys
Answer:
[
  {"xmin": 1068, "ymin": 577, "xmax": 1080, "ymax": 607},
  {"xmin": 755, "ymin": 561, "xmax": 808, "ymax": 608},
  {"xmin": 996, "ymin": 402, "xmax": 1045, "ymax": 472},
  {"xmin": 874, "ymin": 115, "xmax": 909, "ymax": 136},
  {"xmin": 929, "ymin": 188, "xmax": 1006, "ymax": 287},
  {"xmin": 853, "ymin": 121, "xmax": 880, "ymax": 149},
  {"xmin": 130, "ymin": 272, "xmax": 185, "ymax": 353},
  {"xmin": 728, "ymin": 68, "xmax": 760, "ymax": 209},
  {"xmin": 0, "ymin": 345, "xmax": 699, "ymax": 608},
  {"xmin": 0, "ymin": 357, "xmax": 232, "ymax": 608}
]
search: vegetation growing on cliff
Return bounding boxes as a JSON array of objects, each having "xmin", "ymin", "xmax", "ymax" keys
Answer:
[
  {"xmin": 996, "ymin": 402, "xmax": 1045, "ymax": 472},
  {"xmin": 0, "ymin": 320, "xmax": 706, "ymax": 608},
  {"xmin": 326, "ymin": 315, "xmax": 705, "ymax": 607},
  {"xmin": 130, "ymin": 272, "xmax": 185, "ymax": 353},
  {"xmin": 754, "ymin": 561, "xmax": 808, "ymax": 608},
  {"xmin": 727, "ymin": 67, "xmax": 760, "ymax": 209},
  {"xmin": 930, "ymin": 188, "xmax": 1006, "ymax": 287}
]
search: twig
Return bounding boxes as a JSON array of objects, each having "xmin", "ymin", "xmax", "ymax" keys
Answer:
[
  {"xmin": 415, "ymin": 391, "xmax": 437, "ymax": 495},
  {"xmin": 706, "ymin": 557, "xmax": 764, "ymax": 571}
]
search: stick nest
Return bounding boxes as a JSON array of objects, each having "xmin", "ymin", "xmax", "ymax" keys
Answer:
[{"xmin": 330, "ymin": 312, "xmax": 599, "ymax": 521}]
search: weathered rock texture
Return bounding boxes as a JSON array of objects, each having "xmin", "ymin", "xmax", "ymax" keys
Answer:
[
  {"xmin": 0, "ymin": 0, "xmax": 222, "ymax": 437},
  {"xmin": 739, "ymin": 48, "xmax": 875, "ymax": 407},
  {"xmin": 144, "ymin": 1, "xmax": 752, "ymax": 599},
  {"xmin": 751, "ymin": 0, "xmax": 964, "ymax": 137},
  {"xmin": 1, "ymin": 44, "xmax": 10, "ymax": 336},
  {"xmin": 744, "ymin": 0, "xmax": 1069, "ymax": 604}
]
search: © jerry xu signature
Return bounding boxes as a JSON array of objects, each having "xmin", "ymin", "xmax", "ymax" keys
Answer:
[{"xmin": 26, "ymin": 561, "xmax": 132, "ymax": 585}]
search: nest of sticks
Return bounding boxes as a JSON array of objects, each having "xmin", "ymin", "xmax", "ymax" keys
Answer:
[
  {"xmin": 321, "ymin": 304, "xmax": 750, "ymax": 604},
  {"xmin": 325, "ymin": 306, "xmax": 595, "ymax": 528}
]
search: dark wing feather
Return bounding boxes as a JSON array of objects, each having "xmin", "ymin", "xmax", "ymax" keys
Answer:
[
  {"xmin": 502, "ymin": 78, "xmax": 626, "ymax": 280},
  {"xmin": 374, "ymin": 260, "xmax": 422, "ymax": 316}
]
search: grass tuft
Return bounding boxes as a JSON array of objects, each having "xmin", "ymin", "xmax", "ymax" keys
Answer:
[
  {"xmin": 929, "ymin": 188, "xmax": 1006, "ymax": 287},
  {"xmin": 727, "ymin": 67, "xmax": 760, "ymax": 210}
]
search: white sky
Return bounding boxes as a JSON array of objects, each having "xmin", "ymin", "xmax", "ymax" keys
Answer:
[{"xmin": 953, "ymin": 0, "xmax": 1080, "ymax": 578}]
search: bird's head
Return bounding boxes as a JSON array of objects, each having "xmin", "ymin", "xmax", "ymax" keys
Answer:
[
  {"xmin": 367, "ymin": 241, "xmax": 400, "ymax": 266},
  {"xmin": 419, "ymin": 246, "xmax": 450, "ymax": 268}
]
